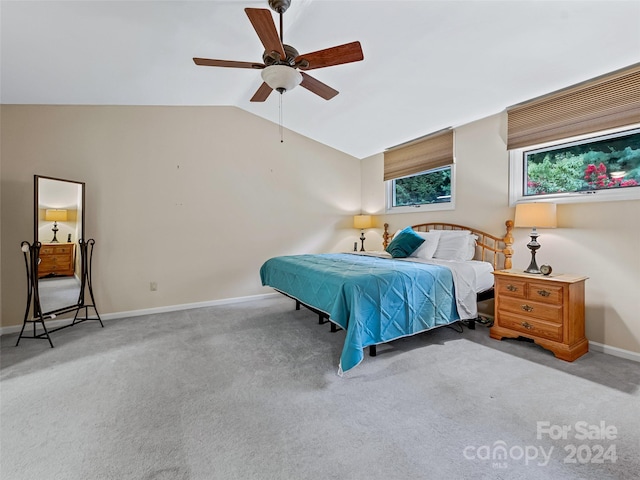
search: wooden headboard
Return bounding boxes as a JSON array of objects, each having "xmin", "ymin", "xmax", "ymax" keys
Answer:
[{"xmin": 383, "ymin": 220, "xmax": 514, "ymax": 270}]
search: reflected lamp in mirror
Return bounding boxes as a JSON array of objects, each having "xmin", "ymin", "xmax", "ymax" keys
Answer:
[
  {"xmin": 514, "ymin": 203, "xmax": 557, "ymax": 274},
  {"xmin": 45, "ymin": 209, "xmax": 68, "ymax": 243},
  {"xmin": 353, "ymin": 214, "xmax": 374, "ymax": 252}
]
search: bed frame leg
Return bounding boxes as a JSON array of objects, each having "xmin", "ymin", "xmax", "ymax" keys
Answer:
[
  {"xmin": 369, "ymin": 345, "xmax": 377, "ymax": 357},
  {"xmin": 295, "ymin": 300, "xmax": 301, "ymax": 311},
  {"xmin": 468, "ymin": 319, "xmax": 476, "ymax": 330}
]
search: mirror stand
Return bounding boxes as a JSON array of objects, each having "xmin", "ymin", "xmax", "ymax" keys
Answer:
[{"xmin": 16, "ymin": 239, "xmax": 102, "ymax": 347}]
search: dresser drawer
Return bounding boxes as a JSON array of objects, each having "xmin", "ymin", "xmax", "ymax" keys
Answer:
[
  {"xmin": 40, "ymin": 255, "xmax": 70, "ymax": 265},
  {"xmin": 40, "ymin": 260, "xmax": 72, "ymax": 271},
  {"xmin": 527, "ymin": 282, "xmax": 563, "ymax": 305},
  {"xmin": 498, "ymin": 312, "xmax": 563, "ymax": 342},
  {"xmin": 41, "ymin": 245, "xmax": 73, "ymax": 255},
  {"xmin": 496, "ymin": 278, "xmax": 527, "ymax": 299},
  {"xmin": 499, "ymin": 296, "xmax": 562, "ymax": 323}
]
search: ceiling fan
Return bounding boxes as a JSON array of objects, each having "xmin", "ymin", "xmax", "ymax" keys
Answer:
[{"xmin": 193, "ymin": 0, "xmax": 364, "ymax": 102}]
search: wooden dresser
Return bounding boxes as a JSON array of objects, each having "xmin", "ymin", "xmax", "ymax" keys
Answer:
[
  {"xmin": 490, "ymin": 269, "xmax": 588, "ymax": 361},
  {"xmin": 38, "ymin": 243, "xmax": 75, "ymax": 278}
]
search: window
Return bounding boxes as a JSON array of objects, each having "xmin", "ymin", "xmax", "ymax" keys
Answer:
[
  {"xmin": 387, "ymin": 165, "xmax": 454, "ymax": 213},
  {"xmin": 384, "ymin": 128, "xmax": 455, "ymax": 213},
  {"xmin": 506, "ymin": 63, "xmax": 640, "ymax": 205},
  {"xmin": 509, "ymin": 125, "xmax": 640, "ymax": 205}
]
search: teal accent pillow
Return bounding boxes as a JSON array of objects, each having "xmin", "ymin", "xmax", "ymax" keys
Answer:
[{"xmin": 386, "ymin": 227, "xmax": 425, "ymax": 258}]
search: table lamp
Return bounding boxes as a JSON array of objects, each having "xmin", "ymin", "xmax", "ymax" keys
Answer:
[
  {"xmin": 45, "ymin": 209, "xmax": 68, "ymax": 243},
  {"xmin": 514, "ymin": 203, "xmax": 557, "ymax": 274},
  {"xmin": 353, "ymin": 215, "xmax": 373, "ymax": 251}
]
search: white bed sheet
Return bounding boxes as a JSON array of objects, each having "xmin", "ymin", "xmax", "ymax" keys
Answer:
[{"xmin": 465, "ymin": 260, "xmax": 495, "ymax": 294}]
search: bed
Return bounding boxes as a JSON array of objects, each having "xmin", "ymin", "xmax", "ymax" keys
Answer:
[{"xmin": 260, "ymin": 220, "xmax": 514, "ymax": 374}]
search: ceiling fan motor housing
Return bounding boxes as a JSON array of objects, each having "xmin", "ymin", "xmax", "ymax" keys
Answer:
[
  {"xmin": 268, "ymin": 0, "xmax": 291, "ymax": 14},
  {"xmin": 263, "ymin": 44, "xmax": 300, "ymax": 67}
]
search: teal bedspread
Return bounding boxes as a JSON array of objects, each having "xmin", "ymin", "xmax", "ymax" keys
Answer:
[{"xmin": 260, "ymin": 253, "xmax": 459, "ymax": 373}]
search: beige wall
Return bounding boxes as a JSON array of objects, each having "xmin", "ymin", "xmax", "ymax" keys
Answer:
[
  {"xmin": 361, "ymin": 113, "xmax": 640, "ymax": 355},
  {"xmin": 1, "ymin": 105, "xmax": 361, "ymax": 327}
]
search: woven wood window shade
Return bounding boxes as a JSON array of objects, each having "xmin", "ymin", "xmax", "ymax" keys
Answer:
[
  {"xmin": 384, "ymin": 129, "xmax": 454, "ymax": 181},
  {"xmin": 507, "ymin": 63, "xmax": 640, "ymax": 150}
]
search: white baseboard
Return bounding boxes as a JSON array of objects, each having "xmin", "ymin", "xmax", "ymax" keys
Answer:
[
  {"xmin": 98, "ymin": 292, "xmax": 280, "ymax": 321},
  {"xmin": 0, "ymin": 292, "xmax": 280, "ymax": 336},
  {"xmin": 589, "ymin": 341, "xmax": 640, "ymax": 363}
]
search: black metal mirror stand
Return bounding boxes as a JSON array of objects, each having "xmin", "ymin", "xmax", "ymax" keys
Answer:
[{"xmin": 16, "ymin": 239, "xmax": 102, "ymax": 347}]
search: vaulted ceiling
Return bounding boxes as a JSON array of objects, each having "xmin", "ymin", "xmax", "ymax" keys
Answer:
[{"xmin": 2, "ymin": 1, "xmax": 639, "ymax": 159}]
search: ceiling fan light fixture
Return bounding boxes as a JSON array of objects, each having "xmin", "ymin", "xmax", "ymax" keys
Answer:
[{"xmin": 261, "ymin": 65, "xmax": 302, "ymax": 94}]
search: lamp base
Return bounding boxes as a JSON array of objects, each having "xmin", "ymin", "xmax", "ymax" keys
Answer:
[
  {"xmin": 50, "ymin": 222, "xmax": 60, "ymax": 243},
  {"xmin": 360, "ymin": 230, "xmax": 366, "ymax": 252},
  {"xmin": 524, "ymin": 264, "xmax": 541, "ymax": 275},
  {"xmin": 524, "ymin": 228, "xmax": 541, "ymax": 274}
]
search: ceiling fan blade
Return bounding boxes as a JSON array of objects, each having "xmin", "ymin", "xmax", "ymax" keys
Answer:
[
  {"xmin": 245, "ymin": 8, "xmax": 286, "ymax": 61},
  {"xmin": 296, "ymin": 41, "xmax": 364, "ymax": 70},
  {"xmin": 300, "ymin": 72, "xmax": 339, "ymax": 100},
  {"xmin": 250, "ymin": 82, "xmax": 273, "ymax": 102},
  {"xmin": 193, "ymin": 58, "xmax": 265, "ymax": 69}
]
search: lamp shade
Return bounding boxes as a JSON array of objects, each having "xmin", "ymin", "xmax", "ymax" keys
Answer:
[
  {"xmin": 45, "ymin": 209, "xmax": 68, "ymax": 222},
  {"xmin": 353, "ymin": 215, "xmax": 373, "ymax": 229},
  {"xmin": 261, "ymin": 65, "xmax": 302, "ymax": 93},
  {"xmin": 514, "ymin": 203, "xmax": 557, "ymax": 228}
]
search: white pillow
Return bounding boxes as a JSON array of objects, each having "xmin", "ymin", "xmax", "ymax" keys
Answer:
[
  {"xmin": 409, "ymin": 231, "xmax": 441, "ymax": 259},
  {"xmin": 434, "ymin": 230, "xmax": 473, "ymax": 261},
  {"xmin": 465, "ymin": 235, "xmax": 479, "ymax": 260}
]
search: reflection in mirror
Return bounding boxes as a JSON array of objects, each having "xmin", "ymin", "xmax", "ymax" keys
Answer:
[{"xmin": 35, "ymin": 176, "xmax": 85, "ymax": 314}]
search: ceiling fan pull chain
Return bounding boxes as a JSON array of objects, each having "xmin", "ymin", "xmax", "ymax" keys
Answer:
[{"xmin": 279, "ymin": 93, "xmax": 284, "ymax": 143}]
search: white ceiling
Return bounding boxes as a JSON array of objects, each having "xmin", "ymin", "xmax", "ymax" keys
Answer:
[{"xmin": 2, "ymin": 0, "xmax": 639, "ymax": 159}]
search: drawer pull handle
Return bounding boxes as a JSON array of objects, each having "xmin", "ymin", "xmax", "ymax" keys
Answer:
[
  {"xmin": 521, "ymin": 321, "xmax": 532, "ymax": 329},
  {"xmin": 537, "ymin": 290, "xmax": 551, "ymax": 297},
  {"xmin": 506, "ymin": 284, "xmax": 518, "ymax": 292},
  {"xmin": 521, "ymin": 304, "xmax": 534, "ymax": 312}
]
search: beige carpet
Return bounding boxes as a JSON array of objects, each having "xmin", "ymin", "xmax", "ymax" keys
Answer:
[{"xmin": 1, "ymin": 295, "xmax": 639, "ymax": 479}]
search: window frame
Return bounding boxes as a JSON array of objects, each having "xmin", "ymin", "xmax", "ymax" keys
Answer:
[
  {"xmin": 509, "ymin": 123, "xmax": 640, "ymax": 206},
  {"xmin": 386, "ymin": 164, "xmax": 456, "ymax": 214}
]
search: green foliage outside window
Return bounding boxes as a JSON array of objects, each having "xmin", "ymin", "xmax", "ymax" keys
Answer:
[
  {"xmin": 525, "ymin": 130, "xmax": 640, "ymax": 196},
  {"xmin": 393, "ymin": 167, "xmax": 451, "ymax": 206}
]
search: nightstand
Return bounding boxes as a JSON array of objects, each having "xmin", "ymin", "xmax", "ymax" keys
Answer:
[{"xmin": 490, "ymin": 269, "xmax": 588, "ymax": 361}]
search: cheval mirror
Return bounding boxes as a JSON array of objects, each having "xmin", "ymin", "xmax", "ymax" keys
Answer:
[{"xmin": 16, "ymin": 175, "xmax": 102, "ymax": 347}]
